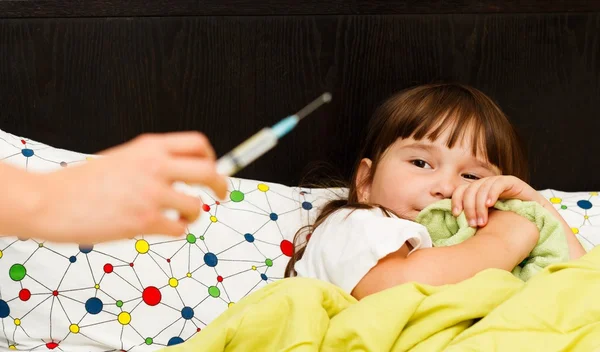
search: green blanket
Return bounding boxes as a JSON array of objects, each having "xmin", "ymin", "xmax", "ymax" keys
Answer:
[
  {"xmin": 160, "ymin": 247, "xmax": 600, "ymax": 351},
  {"xmin": 415, "ymin": 198, "xmax": 569, "ymax": 281}
]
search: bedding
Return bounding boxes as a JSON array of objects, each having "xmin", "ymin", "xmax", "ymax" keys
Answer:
[
  {"xmin": 160, "ymin": 247, "xmax": 600, "ymax": 352},
  {"xmin": 0, "ymin": 127, "xmax": 599, "ymax": 351}
]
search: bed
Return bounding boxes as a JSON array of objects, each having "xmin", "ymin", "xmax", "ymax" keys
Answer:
[{"xmin": 0, "ymin": 1, "xmax": 599, "ymax": 351}]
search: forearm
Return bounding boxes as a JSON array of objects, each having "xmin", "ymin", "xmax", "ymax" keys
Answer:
[
  {"xmin": 352, "ymin": 211, "xmax": 538, "ymax": 299},
  {"xmin": 536, "ymin": 194, "xmax": 586, "ymax": 259},
  {"xmin": 402, "ymin": 226, "xmax": 533, "ymax": 285},
  {"xmin": 0, "ymin": 163, "xmax": 44, "ymax": 238}
]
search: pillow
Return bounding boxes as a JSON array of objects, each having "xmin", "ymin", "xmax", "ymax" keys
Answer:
[
  {"xmin": 0, "ymin": 129, "xmax": 341, "ymax": 351},
  {"xmin": 538, "ymin": 189, "xmax": 600, "ymax": 252}
]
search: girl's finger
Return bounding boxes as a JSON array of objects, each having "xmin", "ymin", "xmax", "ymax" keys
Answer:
[
  {"xmin": 451, "ymin": 184, "xmax": 468, "ymax": 216},
  {"xmin": 475, "ymin": 177, "xmax": 499, "ymax": 226},
  {"xmin": 462, "ymin": 182, "xmax": 481, "ymax": 227}
]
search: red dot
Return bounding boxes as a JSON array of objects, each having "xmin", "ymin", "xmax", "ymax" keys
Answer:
[
  {"xmin": 142, "ymin": 286, "xmax": 162, "ymax": 306},
  {"xmin": 103, "ymin": 264, "xmax": 113, "ymax": 274},
  {"xmin": 19, "ymin": 289, "xmax": 31, "ymax": 301},
  {"xmin": 306, "ymin": 233, "xmax": 312, "ymax": 241},
  {"xmin": 215, "ymin": 201, "xmax": 220, "ymax": 205},
  {"xmin": 280, "ymin": 240, "xmax": 294, "ymax": 257},
  {"xmin": 217, "ymin": 276, "xmax": 223, "ymax": 282},
  {"xmin": 46, "ymin": 342, "xmax": 58, "ymax": 349},
  {"xmin": 202, "ymin": 204, "xmax": 210, "ymax": 212},
  {"xmin": 196, "ymin": 327, "xmax": 201, "ymax": 332},
  {"xmin": 129, "ymin": 263, "xmax": 134, "ymax": 267},
  {"xmin": 52, "ymin": 290, "xmax": 58, "ymax": 296},
  {"xmin": 20, "ymin": 139, "xmax": 26, "ymax": 145},
  {"xmin": 166, "ymin": 258, "xmax": 171, "ymax": 263}
]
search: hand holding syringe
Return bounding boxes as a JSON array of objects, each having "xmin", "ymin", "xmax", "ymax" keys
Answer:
[
  {"xmin": 165, "ymin": 93, "xmax": 332, "ymax": 222},
  {"xmin": 216, "ymin": 92, "xmax": 332, "ymax": 176}
]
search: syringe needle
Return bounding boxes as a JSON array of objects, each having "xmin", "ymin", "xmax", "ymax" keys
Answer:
[{"xmin": 294, "ymin": 93, "xmax": 332, "ymax": 121}]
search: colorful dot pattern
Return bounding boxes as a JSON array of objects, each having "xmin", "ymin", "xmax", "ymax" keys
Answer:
[
  {"xmin": 0, "ymin": 130, "xmax": 328, "ymax": 352},
  {"xmin": 539, "ymin": 189, "xmax": 600, "ymax": 251},
  {"xmin": 0, "ymin": 178, "xmax": 322, "ymax": 351}
]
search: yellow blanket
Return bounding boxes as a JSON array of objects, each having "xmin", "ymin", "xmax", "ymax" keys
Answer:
[{"xmin": 161, "ymin": 247, "xmax": 600, "ymax": 351}]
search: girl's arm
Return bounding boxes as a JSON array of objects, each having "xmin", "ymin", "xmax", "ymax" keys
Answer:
[
  {"xmin": 451, "ymin": 175, "xmax": 586, "ymax": 261},
  {"xmin": 351, "ymin": 210, "xmax": 538, "ymax": 300}
]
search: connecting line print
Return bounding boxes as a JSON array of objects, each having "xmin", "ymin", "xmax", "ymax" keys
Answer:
[{"xmin": 0, "ymin": 139, "xmax": 319, "ymax": 351}]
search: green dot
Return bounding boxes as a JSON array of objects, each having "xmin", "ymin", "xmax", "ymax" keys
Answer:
[
  {"xmin": 145, "ymin": 337, "xmax": 153, "ymax": 345},
  {"xmin": 561, "ymin": 205, "xmax": 567, "ymax": 210},
  {"xmin": 9, "ymin": 264, "xmax": 26, "ymax": 281},
  {"xmin": 208, "ymin": 286, "xmax": 220, "ymax": 298},
  {"xmin": 38, "ymin": 243, "xmax": 44, "ymax": 248},
  {"xmin": 265, "ymin": 259, "xmax": 273, "ymax": 267},
  {"xmin": 199, "ymin": 236, "xmax": 205, "ymax": 241},
  {"xmin": 116, "ymin": 300, "xmax": 123, "ymax": 308},
  {"xmin": 186, "ymin": 234, "xmax": 196, "ymax": 244},
  {"xmin": 230, "ymin": 190, "xmax": 245, "ymax": 203}
]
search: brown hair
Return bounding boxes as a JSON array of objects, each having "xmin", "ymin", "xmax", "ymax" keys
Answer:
[{"xmin": 284, "ymin": 83, "xmax": 528, "ymax": 277}]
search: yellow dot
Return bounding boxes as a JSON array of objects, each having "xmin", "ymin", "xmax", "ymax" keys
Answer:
[
  {"xmin": 38, "ymin": 243, "xmax": 43, "ymax": 248},
  {"xmin": 0, "ymin": 250, "xmax": 3, "ymax": 259},
  {"xmin": 86, "ymin": 156, "xmax": 94, "ymax": 161},
  {"xmin": 257, "ymin": 183, "xmax": 269, "ymax": 192},
  {"xmin": 585, "ymin": 215, "xmax": 590, "ymax": 220},
  {"xmin": 572, "ymin": 227, "xmax": 580, "ymax": 234},
  {"xmin": 8, "ymin": 345, "xmax": 16, "ymax": 350},
  {"xmin": 69, "ymin": 324, "xmax": 80, "ymax": 334},
  {"xmin": 118, "ymin": 312, "xmax": 131, "ymax": 325},
  {"xmin": 135, "ymin": 239, "xmax": 150, "ymax": 254},
  {"xmin": 210, "ymin": 216, "xmax": 218, "ymax": 223},
  {"xmin": 14, "ymin": 319, "xmax": 21, "ymax": 326},
  {"xmin": 591, "ymin": 192, "xmax": 598, "ymax": 196},
  {"xmin": 94, "ymin": 284, "xmax": 100, "ymax": 290},
  {"xmin": 251, "ymin": 266, "xmax": 257, "ymax": 271},
  {"xmin": 228, "ymin": 302, "xmax": 235, "ymax": 308},
  {"xmin": 169, "ymin": 277, "xmax": 178, "ymax": 287},
  {"xmin": 186, "ymin": 272, "xmax": 192, "ymax": 278},
  {"xmin": 550, "ymin": 197, "xmax": 562, "ymax": 204}
]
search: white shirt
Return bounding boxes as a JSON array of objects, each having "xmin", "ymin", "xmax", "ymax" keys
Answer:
[{"xmin": 294, "ymin": 207, "xmax": 432, "ymax": 293}]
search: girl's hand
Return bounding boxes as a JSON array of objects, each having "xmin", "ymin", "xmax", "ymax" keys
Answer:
[{"xmin": 451, "ymin": 175, "xmax": 539, "ymax": 227}]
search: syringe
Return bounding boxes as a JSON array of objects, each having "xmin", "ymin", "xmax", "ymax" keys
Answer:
[{"xmin": 216, "ymin": 92, "xmax": 332, "ymax": 176}]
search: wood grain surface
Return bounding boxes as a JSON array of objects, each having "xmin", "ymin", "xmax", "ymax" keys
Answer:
[{"xmin": 0, "ymin": 12, "xmax": 598, "ymax": 190}]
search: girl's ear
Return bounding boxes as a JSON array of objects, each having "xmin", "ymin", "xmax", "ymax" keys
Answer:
[{"xmin": 356, "ymin": 158, "xmax": 373, "ymax": 203}]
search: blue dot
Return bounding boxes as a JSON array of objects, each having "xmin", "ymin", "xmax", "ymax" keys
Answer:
[
  {"xmin": 167, "ymin": 337, "xmax": 184, "ymax": 346},
  {"xmin": 204, "ymin": 252, "xmax": 218, "ymax": 267},
  {"xmin": 244, "ymin": 233, "xmax": 255, "ymax": 243},
  {"xmin": 69, "ymin": 256, "xmax": 77, "ymax": 263},
  {"xmin": 79, "ymin": 245, "xmax": 93, "ymax": 254},
  {"xmin": 181, "ymin": 306, "xmax": 194, "ymax": 320},
  {"xmin": 260, "ymin": 273, "xmax": 268, "ymax": 281},
  {"xmin": 21, "ymin": 149, "xmax": 34, "ymax": 157},
  {"xmin": 577, "ymin": 200, "xmax": 593, "ymax": 210},
  {"xmin": 302, "ymin": 201, "xmax": 313, "ymax": 210},
  {"xmin": 85, "ymin": 297, "xmax": 103, "ymax": 314},
  {"xmin": 270, "ymin": 213, "xmax": 278, "ymax": 221},
  {"xmin": 0, "ymin": 300, "xmax": 10, "ymax": 318}
]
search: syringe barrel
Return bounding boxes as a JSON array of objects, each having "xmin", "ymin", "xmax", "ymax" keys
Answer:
[{"xmin": 216, "ymin": 128, "xmax": 278, "ymax": 176}]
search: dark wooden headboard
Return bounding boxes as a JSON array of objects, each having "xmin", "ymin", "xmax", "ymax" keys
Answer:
[{"xmin": 0, "ymin": 1, "xmax": 599, "ymax": 191}]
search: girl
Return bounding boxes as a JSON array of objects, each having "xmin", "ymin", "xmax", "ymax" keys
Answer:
[{"xmin": 286, "ymin": 83, "xmax": 585, "ymax": 300}]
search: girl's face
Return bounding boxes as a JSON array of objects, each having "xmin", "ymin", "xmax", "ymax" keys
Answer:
[{"xmin": 356, "ymin": 127, "xmax": 501, "ymax": 220}]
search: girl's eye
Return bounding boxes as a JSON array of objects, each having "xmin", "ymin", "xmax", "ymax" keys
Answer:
[
  {"xmin": 462, "ymin": 174, "xmax": 480, "ymax": 180},
  {"xmin": 411, "ymin": 160, "xmax": 432, "ymax": 169}
]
